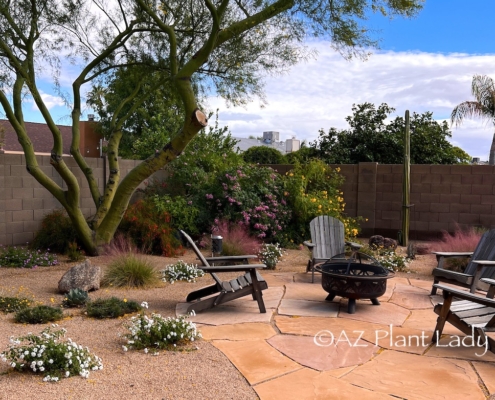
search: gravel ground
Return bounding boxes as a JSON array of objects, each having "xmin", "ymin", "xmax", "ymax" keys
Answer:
[{"xmin": 0, "ymin": 246, "xmax": 437, "ymax": 399}]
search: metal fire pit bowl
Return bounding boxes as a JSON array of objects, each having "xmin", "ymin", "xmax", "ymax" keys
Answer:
[{"xmin": 315, "ymin": 254, "xmax": 395, "ymax": 314}]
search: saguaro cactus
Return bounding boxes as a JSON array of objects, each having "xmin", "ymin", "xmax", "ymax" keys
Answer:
[{"xmin": 402, "ymin": 110, "xmax": 411, "ymax": 246}]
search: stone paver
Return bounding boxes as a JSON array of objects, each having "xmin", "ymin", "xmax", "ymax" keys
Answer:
[
  {"xmin": 338, "ymin": 301, "xmax": 410, "ymax": 326},
  {"xmin": 263, "ymin": 273, "xmax": 294, "ymax": 286},
  {"xmin": 275, "ymin": 315, "xmax": 385, "ymax": 339},
  {"xmin": 425, "ymin": 335, "xmax": 495, "ymax": 361},
  {"xmin": 222, "ymin": 286, "xmax": 284, "ymax": 309},
  {"xmin": 361, "ymin": 325, "xmax": 434, "ymax": 355},
  {"xmin": 200, "ymin": 323, "xmax": 277, "ymax": 341},
  {"xmin": 402, "ymin": 309, "xmax": 464, "ymax": 336},
  {"xmin": 284, "ymin": 282, "xmax": 328, "ymax": 301},
  {"xmin": 409, "ymin": 278, "xmax": 436, "ymax": 291},
  {"xmin": 254, "ymin": 368, "xmax": 395, "ymax": 400},
  {"xmin": 294, "ymin": 272, "xmax": 321, "ymax": 284},
  {"xmin": 267, "ymin": 334, "xmax": 379, "ymax": 371},
  {"xmin": 176, "ymin": 303, "xmax": 274, "ymax": 325},
  {"xmin": 389, "ymin": 283, "xmax": 433, "ymax": 309},
  {"xmin": 212, "ymin": 339, "xmax": 301, "ymax": 385},
  {"xmin": 473, "ymin": 361, "xmax": 495, "ymax": 395},
  {"xmin": 278, "ymin": 299, "xmax": 339, "ymax": 317},
  {"xmin": 342, "ymin": 350, "xmax": 486, "ymax": 400}
]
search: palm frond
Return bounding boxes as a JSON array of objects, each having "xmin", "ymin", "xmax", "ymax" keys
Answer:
[
  {"xmin": 451, "ymin": 101, "xmax": 492, "ymax": 127},
  {"xmin": 471, "ymin": 74, "xmax": 495, "ymax": 110}
]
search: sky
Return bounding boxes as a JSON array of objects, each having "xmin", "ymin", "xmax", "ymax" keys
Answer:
[
  {"xmin": 206, "ymin": 0, "xmax": 495, "ymax": 160},
  {"xmin": 13, "ymin": 0, "xmax": 495, "ymax": 160}
]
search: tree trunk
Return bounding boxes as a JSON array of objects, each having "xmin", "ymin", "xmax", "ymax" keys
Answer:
[{"xmin": 490, "ymin": 132, "xmax": 495, "ymax": 165}]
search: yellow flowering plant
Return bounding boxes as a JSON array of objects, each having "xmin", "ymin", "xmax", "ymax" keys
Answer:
[{"xmin": 283, "ymin": 160, "xmax": 362, "ymax": 243}]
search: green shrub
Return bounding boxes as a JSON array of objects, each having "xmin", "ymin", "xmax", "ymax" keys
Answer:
[
  {"xmin": 0, "ymin": 296, "xmax": 32, "ymax": 313},
  {"xmin": 123, "ymin": 309, "xmax": 201, "ymax": 352},
  {"xmin": 0, "ymin": 246, "xmax": 58, "ymax": 268},
  {"xmin": 118, "ymin": 200, "xmax": 183, "ymax": 256},
  {"xmin": 86, "ymin": 297, "xmax": 141, "ymax": 319},
  {"xmin": 1, "ymin": 327, "xmax": 103, "ymax": 381},
  {"xmin": 102, "ymin": 254, "xmax": 160, "ymax": 288},
  {"xmin": 283, "ymin": 160, "xmax": 363, "ymax": 244},
  {"xmin": 62, "ymin": 289, "xmax": 89, "ymax": 308},
  {"xmin": 161, "ymin": 260, "xmax": 205, "ymax": 283},
  {"xmin": 14, "ymin": 305, "xmax": 64, "ymax": 324},
  {"xmin": 151, "ymin": 195, "xmax": 200, "ymax": 237},
  {"xmin": 30, "ymin": 210, "xmax": 79, "ymax": 254}
]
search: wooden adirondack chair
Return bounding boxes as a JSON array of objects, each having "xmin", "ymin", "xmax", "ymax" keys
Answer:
[
  {"xmin": 179, "ymin": 230, "xmax": 268, "ymax": 314},
  {"xmin": 431, "ymin": 229, "xmax": 495, "ymax": 295},
  {"xmin": 303, "ymin": 216, "xmax": 362, "ymax": 283},
  {"xmin": 432, "ymin": 283, "xmax": 495, "ymax": 355}
]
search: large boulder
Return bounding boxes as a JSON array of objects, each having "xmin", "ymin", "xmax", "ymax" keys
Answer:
[{"xmin": 58, "ymin": 259, "xmax": 102, "ymax": 294}]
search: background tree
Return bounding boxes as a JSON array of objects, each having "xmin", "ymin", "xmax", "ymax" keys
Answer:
[
  {"xmin": 451, "ymin": 74, "xmax": 495, "ymax": 164},
  {"xmin": 0, "ymin": 0, "xmax": 423, "ymax": 255},
  {"xmin": 313, "ymin": 103, "xmax": 471, "ymax": 164},
  {"xmin": 242, "ymin": 146, "xmax": 286, "ymax": 164}
]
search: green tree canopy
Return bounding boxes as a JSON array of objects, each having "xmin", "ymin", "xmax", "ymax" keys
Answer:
[
  {"xmin": 0, "ymin": 0, "xmax": 423, "ymax": 254},
  {"xmin": 312, "ymin": 103, "xmax": 471, "ymax": 164},
  {"xmin": 242, "ymin": 146, "xmax": 286, "ymax": 164}
]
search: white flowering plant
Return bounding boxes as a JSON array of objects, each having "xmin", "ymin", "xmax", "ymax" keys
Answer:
[
  {"xmin": 258, "ymin": 243, "xmax": 285, "ymax": 270},
  {"xmin": 1, "ymin": 326, "xmax": 103, "ymax": 381},
  {"xmin": 161, "ymin": 260, "xmax": 205, "ymax": 283},
  {"xmin": 122, "ymin": 304, "xmax": 201, "ymax": 353}
]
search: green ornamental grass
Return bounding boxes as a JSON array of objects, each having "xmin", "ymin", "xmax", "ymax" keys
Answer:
[{"xmin": 101, "ymin": 254, "xmax": 160, "ymax": 288}]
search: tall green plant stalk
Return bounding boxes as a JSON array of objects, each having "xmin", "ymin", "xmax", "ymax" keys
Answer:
[{"xmin": 402, "ymin": 110, "xmax": 411, "ymax": 246}]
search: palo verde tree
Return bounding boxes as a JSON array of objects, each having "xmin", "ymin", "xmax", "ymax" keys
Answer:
[{"xmin": 0, "ymin": 0, "xmax": 423, "ymax": 255}]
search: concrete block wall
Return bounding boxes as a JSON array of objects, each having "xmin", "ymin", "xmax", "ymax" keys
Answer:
[
  {"xmin": 1, "ymin": 153, "xmax": 141, "ymax": 246},
  {"xmin": 269, "ymin": 163, "xmax": 495, "ymax": 239}
]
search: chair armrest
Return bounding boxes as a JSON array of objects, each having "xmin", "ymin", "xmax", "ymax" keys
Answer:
[
  {"xmin": 481, "ymin": 278, "xmax": 495, "ymax": 299},
  {"xmin": 433, "ymin": 284, "xmax": 495, "ymax": 307},
  {"xmin": 199, "ymin": 264, "xmax": 266, "ymax": 273},
  {"xmin": 345, "ymin": 241, "xmax": 363, "ymax": 251},
  {"xmin": 303, "ymin": 241, "xmax": 315, "ymax": 249},
  {"xmin": 204, "ymin": 255, "xmax": 257, "ymax": 265},
  {"xmin": 431, "ymin": 251, "xmax": 473, "ymax": 269}
]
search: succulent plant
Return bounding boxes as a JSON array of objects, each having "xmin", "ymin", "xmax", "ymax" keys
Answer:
[{"xmin": 62, "ymin": 288, "xmax": 89, "ymax": 308}]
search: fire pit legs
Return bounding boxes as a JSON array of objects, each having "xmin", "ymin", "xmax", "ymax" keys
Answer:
[
  {"xmin": 348, "ymin": 299, "xmax": 356, "ymax": 314},
  {"xmin": 325, "ymin": 293, "xmax": 336, "ymax": 302},
  {"xmin": 371, "ymin": 298, "xmax": 380, "ymax": 305}
]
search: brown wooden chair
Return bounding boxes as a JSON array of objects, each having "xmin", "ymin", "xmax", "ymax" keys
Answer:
[
  {"xmin": 431, "ymin": 229, "xmax": 495, "ymax": 295},
  {"xmin": 179, "ymin": 230, "xmax": 268, "ymax": 314},
  {"xmin": 303, "ymin": 216, "xmax": 361, "ymax": 283},
  {"xmin": 432, "ymin": 283, "xmax": 495, "ymax": 354}
]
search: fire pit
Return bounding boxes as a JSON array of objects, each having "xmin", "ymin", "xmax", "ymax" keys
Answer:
[{"xmin": 315, "ymin": 254, "xmax": 395, "ymax": 314}]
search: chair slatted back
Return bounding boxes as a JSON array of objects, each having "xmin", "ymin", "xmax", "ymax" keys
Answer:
[
  {"xmin": 464, "ymin": 229, "xmax": 495, "ymax": 279},
  {"xmin": 179, "ymin": 230, "xmax": 223, "ymax": 286},
  {"xmin": 309, "ymin": 216, "xmax": 346, "ymax": 260}
]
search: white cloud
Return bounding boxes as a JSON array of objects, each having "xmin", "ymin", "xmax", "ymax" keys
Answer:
[
  {"xmin": 207, "ymin": 42, "xmax": 495, "ymax": 159},
  {"xmin": 28, "ymin": 92, "xmax": 66, "ymax": 111}
]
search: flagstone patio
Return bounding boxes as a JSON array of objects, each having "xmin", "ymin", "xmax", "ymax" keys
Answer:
[{"xmin": 177, "ymin": 272, "xmax": 495, "ymax": 400}]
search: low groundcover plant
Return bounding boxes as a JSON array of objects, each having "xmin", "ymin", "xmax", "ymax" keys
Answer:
[
  {"xmin": 1, "ymin": 326, "xmax": 103, "ymax": 381},
  {"xmin": 122, "ymin": 303, "xmax": 201, "ymax": 353},
  {"xmin": 0, "ymin": 245, "xmax": 58, "ymax": 268},
  {"xmin": 161, "ymin": 260, "xmax": 205, "ymax": 283}
]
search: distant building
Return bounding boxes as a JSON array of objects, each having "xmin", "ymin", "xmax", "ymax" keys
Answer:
[{"xmin": 233, "ymin": 131, "xmax": 299, "ymax": 154}]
